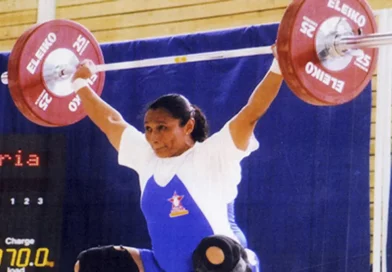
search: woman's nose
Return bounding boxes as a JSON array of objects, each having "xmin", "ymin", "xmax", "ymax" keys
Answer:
[{"xmin": 150, "ymin": 129, "xmax": 161, "ymax": 141}]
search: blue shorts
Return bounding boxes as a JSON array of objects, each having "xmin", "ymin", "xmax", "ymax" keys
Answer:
[{"xmin": 138, "ymin": 248, "xmax": 260, "ymax": 272}]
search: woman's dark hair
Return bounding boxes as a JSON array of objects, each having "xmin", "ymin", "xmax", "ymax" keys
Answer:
[{"xmin": 147, "ymin": 94, "xmax": 209, "ymax": 142}]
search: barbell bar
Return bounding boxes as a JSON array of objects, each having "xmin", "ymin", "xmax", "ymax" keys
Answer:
[
  {"xmin": 1, "ymin": 31, "xmax": 391, "ymax": 86},
  {"xmin": 0, "ymin": 0, "xmax": 387, "ymax": 126},
  {"xmin": 1, "ymin": 46, "xmax": 274, "ymax": 85},
  {"xmin": 337, "ymin": 32, "xmax": 392, "ymax": 49},
  {"xmin": 2, "ymin": 30, "xmax": 391, "ymax": 83}
]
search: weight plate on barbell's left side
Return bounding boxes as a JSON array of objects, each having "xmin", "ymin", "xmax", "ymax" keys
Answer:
[
  {"xmin": 8, "ymin": 19, "xmax": 106, "ymax": 127},
  {"xmin": 277, "ymin": 0, "xmax": 378, "ymax": 106},
  {"xmin": 8, "ymin": 23, "xmax": 56, "ymax": 126}
]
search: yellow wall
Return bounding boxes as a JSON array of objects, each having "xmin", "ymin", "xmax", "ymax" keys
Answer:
[{"xmin": 1, "ymin": 0, "xmax": 391, "ymax": 52}]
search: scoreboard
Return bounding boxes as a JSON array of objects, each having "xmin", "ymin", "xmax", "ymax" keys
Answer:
[{"xmin": 0, "ymin": 134, "xmax": 65, "ymax": 271}]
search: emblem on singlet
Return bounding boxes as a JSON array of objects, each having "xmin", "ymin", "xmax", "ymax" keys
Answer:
[{"xmin": 168, "ymin": 191, "xmax": 189, "ymax": 218}]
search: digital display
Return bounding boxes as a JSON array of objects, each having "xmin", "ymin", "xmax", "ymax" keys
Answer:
[{"xmin": 0, "ymin": 134, "xmax": 65, "ymax": 271}]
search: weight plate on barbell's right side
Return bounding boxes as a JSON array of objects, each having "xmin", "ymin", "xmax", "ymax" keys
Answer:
[{"xmin": 277, "ymin": 0, "xmax": 378, "ymax": 106}]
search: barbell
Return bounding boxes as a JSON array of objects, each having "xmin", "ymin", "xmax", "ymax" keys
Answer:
[{"xmin": 0, "ymin": 0, "xmax": 389, "ymax": 127}]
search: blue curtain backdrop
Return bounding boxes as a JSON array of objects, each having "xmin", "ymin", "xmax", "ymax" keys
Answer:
[{"xmin": 0, "ymin": 23, "xmax": 371, "ymax": 272}]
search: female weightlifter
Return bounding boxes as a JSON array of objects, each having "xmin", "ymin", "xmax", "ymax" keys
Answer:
[{"xmin": 71, "ymin": 46, "xmax": 283, "ymax": 272}]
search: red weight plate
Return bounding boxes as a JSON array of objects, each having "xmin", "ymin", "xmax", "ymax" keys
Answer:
[
  {"xmin": 276, "ymin": 2, "xmax": 330, "ymax": 106},
  {"xmin": 8, "ymin": 23, "xmax": 55, "ymax": 126},
  {"xmin": 277, "ymin": 0, "xmax": 378, "ymax": 105},
  {"xmin": 9, "ymin": 19, "xmax": 105, "ymax": 126}
]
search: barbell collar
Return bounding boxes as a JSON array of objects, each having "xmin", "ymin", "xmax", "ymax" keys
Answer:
[{"xmin": 1, "ymin": 71, "xmax": 8, "ymax": 85}]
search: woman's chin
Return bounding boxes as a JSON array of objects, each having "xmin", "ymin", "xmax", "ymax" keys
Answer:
[{"xmin": 154, "ymin": 148, "xmax": 171, "ymax": 158}]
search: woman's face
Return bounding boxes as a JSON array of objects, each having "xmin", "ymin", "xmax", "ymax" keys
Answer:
[{"xmin": 144, "ymin": 108, "xmax": 194, "ymax": 158}]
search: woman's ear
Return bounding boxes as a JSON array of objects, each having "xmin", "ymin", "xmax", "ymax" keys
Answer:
[{"xmin": 185, "ymin": 118, "xmax": 196, "ymax": 135}]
